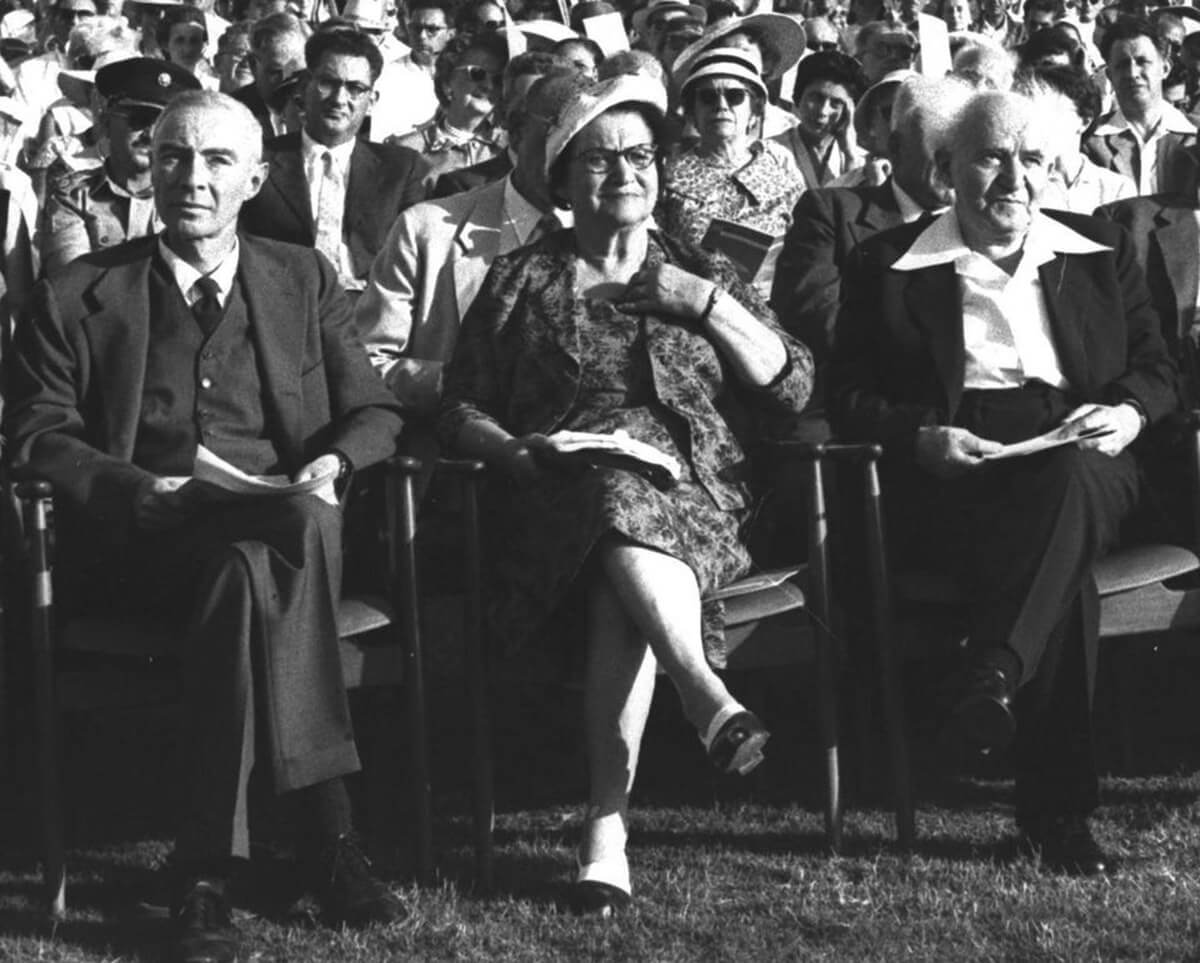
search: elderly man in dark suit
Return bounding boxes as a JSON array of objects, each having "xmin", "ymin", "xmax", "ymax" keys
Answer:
[
  {"xmin": 5, "ymin": 90, "xmax": 406, "ymax": 963},
  {"xmin": 772, "ymin": 73, "xmax": 961, "ymax": 364},
  {"xmin": 240, "ymin": 27, "xmax": 428, "ymax": 294},
  {"xmin": 830, "ymin": 90, "xmax": 1177, "ymax": 876}
]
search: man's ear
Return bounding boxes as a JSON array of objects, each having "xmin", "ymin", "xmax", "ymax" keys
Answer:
[{"xmin": 246, "ymin": 159, "xmax": 269, "ymax": 199}]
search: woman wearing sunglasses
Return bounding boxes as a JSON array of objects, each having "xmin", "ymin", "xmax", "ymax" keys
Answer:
[
  {"xmin": 390, "ymin": 30, "xmax": 507, "ymax": 188},
  {"xmin": 659, "ymin": 46, "xmax": 805, "ymax": 294},
  {"xmin": 439, "ymin": 74, "xmax": 812, "ymax": 918}
]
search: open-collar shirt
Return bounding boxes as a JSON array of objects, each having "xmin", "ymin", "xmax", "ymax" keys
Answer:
[{"xmin": 892, "ymin": 208, "xmax": 1111, "ymax": 390}]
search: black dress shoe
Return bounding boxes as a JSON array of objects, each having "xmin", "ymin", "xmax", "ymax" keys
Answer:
[
  {"xmin": 168, "ymin": 878, "xmax": 241, "ymax": 963},
  {"xmin": 314, "ymin": 831, "xmax": 406, "ymax": 927},
  {"xmin": 946, "ymin": 665, "xmax": 1017, "ymax": 754},
  {"xmin": 1019, "ymin": 814, "xmax": 1118, "ymax": 876},
  {"xmin": 707, "ymin": 710, "xmax": 770, "ymax": 775}
]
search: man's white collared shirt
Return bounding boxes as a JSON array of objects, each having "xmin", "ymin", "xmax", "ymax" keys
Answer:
[
  {"xmin": 301, "ymin": 130, "xmax": 359, "ymax": 285},
  {"xmin": 1090, "ymin": 102, "xmax": 1196, "ymax": 195},
  {"xmin": 158, "ymin": 236, "xmax": 241, "ymax": 308},
  {"xmin": 891, "ymin": 209, "xmax": 1112, "ymax": 390}
]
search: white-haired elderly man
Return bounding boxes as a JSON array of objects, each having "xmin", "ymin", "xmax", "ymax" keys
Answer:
[
  {"xmin": 828, "ymin": 90, "xmax": 1177, "ymax": 875},
  {"xmin": 5, "ymin": 90, "xmax": 406, "ymax": 963}
]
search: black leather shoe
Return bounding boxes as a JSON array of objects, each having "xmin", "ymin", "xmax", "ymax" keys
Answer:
[
  {"xmin": 707, "ymin": 710, "xmax": 770, "ymax": 775},
  {"xmin": 1019, "ymin": 814, "xmax": 1118, "ymax": 876},
  {"xmin": 946, "ymin": 665, "xmax": 1017, "ymax": 754},
  {"xmin": 315, "ymin": 831, "xmax": 406, "ymax": 927},
  {"xmin": 168, "ymin": 878, "xmax": 241, "ymax": 963}
]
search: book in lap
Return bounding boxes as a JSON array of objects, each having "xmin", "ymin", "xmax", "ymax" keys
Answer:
[{"xmin": 538, "ymin": 430, "xmax": 682, "ymax": 491}]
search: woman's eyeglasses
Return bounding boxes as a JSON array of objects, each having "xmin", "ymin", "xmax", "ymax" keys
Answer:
[
  {"xmin": 695, "ymin": 87, "xmax": 749, "ymax": 108},
  {"xmin": 573, "ymin": 144, "xmax": 658, "ymax": 174},
  {"xmin": 454, "ymin": 64, "xmax": 500, "ymax": 84}
]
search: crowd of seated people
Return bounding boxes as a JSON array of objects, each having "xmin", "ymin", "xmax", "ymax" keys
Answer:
[{"xmin": 2, "ymin": 0, "xmax": 1200, "ymax": 957}]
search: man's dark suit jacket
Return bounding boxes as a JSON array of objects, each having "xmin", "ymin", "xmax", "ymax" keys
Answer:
[
  {"xmin": 432, "ymin": 151, "xmax": 513, "ymax": 200},
  {"xmin": 771, "ymin": 180, "xmax": 906, "ymax": 362},
  {"xmin": 231, "ymin": 81, "xmax": 274, "ymax": 142},
  {"xmin": 4, "ymin": 233, "xmax": 405, "ymax": 545},
  {"xmin": 827, "ymin": 210, "xmax": 1178, "ymax": 458},
  {"xmin": 239, "ymin": 132, "xmax": 430, "ymax": 282},
  {"xmin": 1094, "ymin": 193, "xmax": 1197, "ymax": 371}
]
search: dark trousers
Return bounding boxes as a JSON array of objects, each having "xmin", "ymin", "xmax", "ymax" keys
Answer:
[
  {"xmin": 65, "ymin": 494, "xmax": 360, "ymax": 861},
  {"xmin": 887, "ymin": 384, "xmax": 1140, "ymax": 819}
]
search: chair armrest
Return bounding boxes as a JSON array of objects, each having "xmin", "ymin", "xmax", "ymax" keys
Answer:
[
  {"xmin": 383, "ymin": 452, "xmax": 424, "ymax": 476},
  {"xmin": 434, "ymin": 458, "xmax": 487, "ymax": 477},
  {"xmin": 760, "ymin": 440, "xmax": 883, "ymax": 463}
]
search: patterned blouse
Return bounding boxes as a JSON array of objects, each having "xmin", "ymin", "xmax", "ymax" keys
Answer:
[
  {"xmin": 658, "ymin": 140, "xmax": 806, "ymax": 249},
  {"xmin": 389, "ymin": 110, "xmax": 505, "ymax": 189}
]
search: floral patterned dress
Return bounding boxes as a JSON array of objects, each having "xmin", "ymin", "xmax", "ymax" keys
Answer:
[{"xmin": 439, "ymin": 229, "xmax": 814, "ymax": 670}]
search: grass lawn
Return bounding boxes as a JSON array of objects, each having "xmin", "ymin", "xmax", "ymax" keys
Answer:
[{"xmin": 3, "ymin": 648, "xmax": 1200, "ymax": 961}]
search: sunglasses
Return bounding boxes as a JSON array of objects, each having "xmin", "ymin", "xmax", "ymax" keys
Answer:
[
  {"xmin": 809, "ymin": 40, "xmax": 840, "ymax": 52},
  {"xmin": 573, "ymin": 143, "xmax": 658, "ymax": 174},
  {"xmin": 455, "ymin": 64, "xmax": 500, "ymax": 84},
  {"xmin": 696, "ymin": 87, "xmax": 749, "ymax": 108},
  {"xmin": 409, "ymin": 21, "xmax": 447, "ymax": 33},
  {"xmin": 110, "ymin": 104, "xmax": 162, "ymax": 129}
]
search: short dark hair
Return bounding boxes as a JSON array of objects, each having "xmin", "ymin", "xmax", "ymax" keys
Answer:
[
  {"xmin": 306, "ymin": 24, "xmax": 384, "ymax": 81},
  {"xmin": 791, "ymin": 49, "xmax": 866, "ymax": 104},
  {"xmin": 407, "ymin": 0, "xmax": 456, "ymax": 21},
  {"xmin": 1018, "ymin": 22, "xmax": 1084, "ymax": 67},
  {"xmin": 156, "ymin": 4, "xmax": 206, "ymax": 52},
  {"xmin": 250, "ymin": 11, "xmax": 306, "ymax": 54},
  {"xmin": 1099, "ymin": 14, "xmax": 1162, "ymax": 62},
  {"xmin": 455, "ymin": 0, "xmax": 505, "ymax": 32},
  {"xmin": 1023, "ymin": 63, "xmax": 1102, "ymax": 124},
  {"xmin": 433, "ymin": 30, "xmax": 509, "ymax": 105},
  {"xmin": 505, "ymin": 50, "xmax": 569, "ymax": 86},
  {"xmin": 1022, "ymin": 0, "xmax": 1057, "ymax": 20},
  {"xmin": 547, "ymin": 103, "xmax": 667, "ymax": 209}
]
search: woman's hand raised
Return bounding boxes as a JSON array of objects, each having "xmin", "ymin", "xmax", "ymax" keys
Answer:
[{"xmin": 617, "ymin": 263, "xmax": 716, "ymax": 323}]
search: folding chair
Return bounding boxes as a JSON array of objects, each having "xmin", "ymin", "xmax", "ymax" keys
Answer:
[
  {"xmin": 13, "ymin": 454, "xmax": 432, "ymax": 919},
  {"xmin": 842, "ymin": 445, "xmax": 1200, "ymax": 849},
  {"xmin": 443, "ymin": 441, "xmax": 909, "ymax": 892}
]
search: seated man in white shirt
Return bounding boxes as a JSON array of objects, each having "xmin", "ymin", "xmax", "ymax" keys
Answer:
[
  {"xmin": 1084, "ymin": 15, "xmax": 1197, "ymax": 196},
  {"xmin": 829, "ymin": 89, "xmax": 1176, "ymax": 877},
  {"xmin": 354, "ymin": 72, "xmax": 588, "ymax": 417}
]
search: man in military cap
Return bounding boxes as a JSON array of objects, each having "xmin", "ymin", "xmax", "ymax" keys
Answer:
[{"xmin": 40, "ymin": 56, "xmax": 201, "ymax": 275}]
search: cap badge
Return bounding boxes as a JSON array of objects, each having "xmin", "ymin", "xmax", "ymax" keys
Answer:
[{"xmin": 158, "ymin": 72, "xmax": 171, "ymax": 87}]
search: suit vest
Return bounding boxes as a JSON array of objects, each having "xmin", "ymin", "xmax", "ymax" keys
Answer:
[{"xmin": 132, "ymin": 259, "xmax": 282, "ymax": 477}]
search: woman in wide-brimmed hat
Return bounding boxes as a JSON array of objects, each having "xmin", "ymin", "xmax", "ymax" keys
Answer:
[
  {"xmin": 438, "ymin": 73, "xmax": 813, "ymax": 917},
  {"xmin": 658, "ymin": 45, "xmax": 805, "ymax": 293}
]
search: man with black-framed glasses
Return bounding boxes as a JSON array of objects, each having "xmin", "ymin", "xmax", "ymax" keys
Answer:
[
  {"xmin": 41, "ymin": 56, "xmax": 200, "ymax": 275},
  {"xmin": 368, "ymin": 0, "xmax": 453, "ymax": 140},
  {"xmin": 240, "ymin": 26, "xmax": 429, "ymax": 294}
]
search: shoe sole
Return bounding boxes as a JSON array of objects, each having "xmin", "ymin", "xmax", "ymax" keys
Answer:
[{"xmin": 727, "ymin": 730, "xmax": 770, "ymax": 776}]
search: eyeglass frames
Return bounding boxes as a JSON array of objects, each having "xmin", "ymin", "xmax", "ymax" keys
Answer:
[
  {"xmin": 313, "ymin": 74, "xmax": 373, "ymax": 100},
  {"xmin": 454, "ymin": 64, "xmax": 500, "ymax": 84},
  {"xmin": 695, "ymin": 86, "xmax": 749, "ymax": 108},
  {"xmin": 572, "ymin": 143, "xmax": 658, "ymax": 174}
]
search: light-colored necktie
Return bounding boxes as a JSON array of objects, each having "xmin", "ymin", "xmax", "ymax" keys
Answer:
[{"xmin": 314, "ymin": 149, "xmax": 344, "ymax": 270}]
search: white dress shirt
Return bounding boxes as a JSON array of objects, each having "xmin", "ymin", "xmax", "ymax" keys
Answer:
[
  {"xmin": 158, "ymin": 235, "xmax": 241, "ymax": 308},
  {"xmin": 1090, "ymin": 102, "xmax": 1196, "ymax": 195},
  {"xmin": 301, "ymin": 129, "xmax": 358, "ymax": 287},
  {"xmin": 892, "ymin": 209, "xmax": 1112, "ymax": 391}
]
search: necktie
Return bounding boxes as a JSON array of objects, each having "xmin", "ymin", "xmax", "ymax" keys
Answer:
[
  {"xmin": 529, "ymin": 210, "xmax": 561, "ymax": 244},
  {"xmin": 192, "ymin": 276, "xmax": 222, "ymax": 335},
  {"xmin": 314, "ymin": 149, "xmax": 344, "ymax": 271}
]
